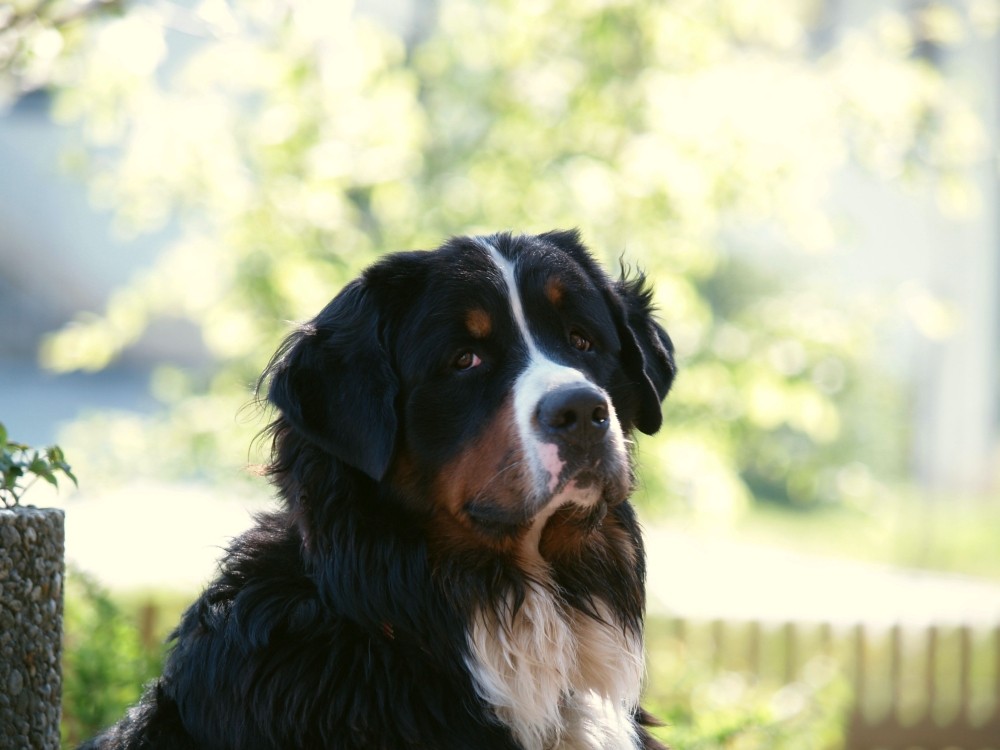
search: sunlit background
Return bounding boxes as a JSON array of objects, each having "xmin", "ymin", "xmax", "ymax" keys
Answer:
[{"xmin": 1, "ymin": 0, "xmax": 999, "ymax": 746}]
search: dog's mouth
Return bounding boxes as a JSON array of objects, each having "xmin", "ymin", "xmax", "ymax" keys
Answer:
[{"xmin": 462, "ymin": 499, "xmax": 531, "ymax": 539}]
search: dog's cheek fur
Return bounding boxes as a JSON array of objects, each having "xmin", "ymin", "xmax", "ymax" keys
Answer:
[{"xmin": 401, "ymin": 398, "xmax": 535, "ymax": 558}]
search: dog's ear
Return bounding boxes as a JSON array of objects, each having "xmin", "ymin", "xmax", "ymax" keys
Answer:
[
  {"xmin": 614, "ymin": 272, "xmax": 676, "ymax": 435},
  {"xmin": 265, "ymin": 279, "xmax": 398, "ymax": 481}
]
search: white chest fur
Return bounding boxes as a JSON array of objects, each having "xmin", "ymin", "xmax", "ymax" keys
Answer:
[{"xmin": 466, "ymin": 582, "xmax": 644, "ymax": 750}]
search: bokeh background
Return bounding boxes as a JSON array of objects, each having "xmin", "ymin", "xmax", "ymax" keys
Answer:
[{"xmin": 1, "ymin": 0, "xmax": 999, "ymax": 747}]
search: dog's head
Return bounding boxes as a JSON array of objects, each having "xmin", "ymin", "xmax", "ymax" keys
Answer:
[{"xmin": 265, "ymin": 230, "xmax": 675, "ymax": 555}]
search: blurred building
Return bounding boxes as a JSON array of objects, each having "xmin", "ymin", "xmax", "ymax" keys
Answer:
[{"xmin": 822, "ymin": 0, "xmax": 1000, "ymax": 491}]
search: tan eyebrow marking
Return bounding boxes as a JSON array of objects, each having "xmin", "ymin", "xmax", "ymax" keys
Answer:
[
  {"xmin": 466, "ymin": 308, "xmax": 493, "ymax": 339},
  {"xmin": 544, "ymin": 276, "xmax": 565, "ymax": 307}
]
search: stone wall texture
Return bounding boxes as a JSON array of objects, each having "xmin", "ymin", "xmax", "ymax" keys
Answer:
[{"xmin": 0, "ymin": 507, "xmax": 64, "ymax": 750}]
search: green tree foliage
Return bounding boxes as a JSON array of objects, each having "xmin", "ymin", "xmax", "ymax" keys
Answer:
[
  {"xmin": 0, "ymin": 0, "xmax": 123, "ymax": 103},
  {"xmin": 19, "ymin": 0, "xmax": 989, "ymax": 512},
  {"xmin": 61, "ymin": 570, "xmax": 164, "ymax": 746}
]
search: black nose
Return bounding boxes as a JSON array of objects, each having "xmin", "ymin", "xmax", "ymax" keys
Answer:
[{"xmin": 536, "ymin": 385, "xmax": 610, "ymax": 446}]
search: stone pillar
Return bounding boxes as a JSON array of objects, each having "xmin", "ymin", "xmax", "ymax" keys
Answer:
[{"xmin": 0, "ymin": 506, "xmax": 65, "ymax": 750}]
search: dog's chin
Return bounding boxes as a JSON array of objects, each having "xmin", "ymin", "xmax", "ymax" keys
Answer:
[
  {"xmin": 546, "ymin": 495, "xmax": 609, "ymax": 534},
  {"xmin": 463, "ymin": 467, "xmax": 627, "ymax": 542},
  {"xmin": 547, "ymin": 464, "xmax": 632, "ymax": 511}
]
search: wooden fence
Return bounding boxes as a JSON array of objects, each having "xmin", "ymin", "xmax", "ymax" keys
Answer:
[{"xmin": 660, "ymin": 616, "xmax": 1000, "ymax": 750}]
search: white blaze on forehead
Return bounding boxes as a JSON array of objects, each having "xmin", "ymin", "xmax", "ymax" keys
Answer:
[
  {"xmin": 477, "ymin": 240, "xmax": 586, "ymax": 482},
  {"xmin": 477, "ymin": 238, "xmax": 542, "ymax": 358},
  {"xmin": 478, "ymin": 237, "xmax": 578, "ymax": 375}
]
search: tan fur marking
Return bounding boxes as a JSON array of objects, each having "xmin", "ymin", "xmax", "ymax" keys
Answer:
[
  {"xmin": 430, "ymin": 398, "xmax": 521, "ymax": 514},
  {"xmin": 537, "ymin": 503, "xmax": 601, "ymax": 562},
  {"xmin": 544, "ymin": 276, "xmax": 565, "ymax": 307},
  {"xmin": 536, "ymin": 504, "xmax": 639, "ymax": 574},
  {"xmin": 425, "ymin": 398, "xmax": 533, "ymax": 553},
  {"xmin": 466, "ymin": 308, "xmax": 493, "ymax": 339}
]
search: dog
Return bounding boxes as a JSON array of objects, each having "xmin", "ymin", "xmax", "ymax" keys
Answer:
[{"xmin": 80, "ymin": 230, "xmax": 676, "ymax": 750}]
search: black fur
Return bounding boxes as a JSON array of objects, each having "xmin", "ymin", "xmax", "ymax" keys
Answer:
[{"xmin": 79, "ymin": 231, "xmax": 675, "ymax": 750}]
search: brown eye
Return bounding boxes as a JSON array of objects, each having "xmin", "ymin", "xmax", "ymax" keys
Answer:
[
  {"xmin": 454, "ymin": 351, "xmax": 482, "ymax": 370},
  {"xmin": 569, "ymin": 331, "xmax": 592, "ymax": 352}
]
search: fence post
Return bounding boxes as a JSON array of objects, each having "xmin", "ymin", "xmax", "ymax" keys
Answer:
[
  {"xmin": 711, "ymin": 619, "xmax": 724, "ymax": 671},
  {"xmin": 927, "ymin": 625, "xmax": 938, "ymax": 720},
  {"xmin": 890, "ymin": 623, "xmax": 903, "ymax": 724},
  {"xmin": 853, "ymin": 622, "xmax": 867, "ymax": 714},
  {"xmin": 959, "ymin": 625, "xmax": 972, "ymax": 726},
  {"xmin": 780, "ymin": 621, "xmax": 797, "ymax": 683},
  {"xmin": 995, "ymin": 625, "xmax": 1000, "ymax": 725},
  {"xmin": 748, "ymin": 620, "xmax": 762, "ymax": 676}
]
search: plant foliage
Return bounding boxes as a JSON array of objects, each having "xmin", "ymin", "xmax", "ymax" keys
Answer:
[
  {"xmin": 0, "ymin": 421, "xmax": 77, "ymax": 508},
  {"xmin": 61, "ymin": 569, "xmax": 165, "ymax": 746},
  {"xmin": 645, "ymin": 630, "xmax": 851, "ymax": 749}
]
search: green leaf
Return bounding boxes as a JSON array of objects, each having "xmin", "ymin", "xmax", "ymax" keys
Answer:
[
  {"xmin": 3, "ymin": 467, "xmax": 22, "ymax": 489},
  {"xmin": 0, "ymin": 430, "xmax": 78, "ymax": 504}
]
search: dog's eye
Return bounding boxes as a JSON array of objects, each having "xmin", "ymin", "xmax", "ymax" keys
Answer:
[
  {"xmin": 454, "ymin": 351, "xmax": 482, "ymax": 371},
  {"xmin": 569, "ymin": 331, "xmax": 592, "ymax": 352}
]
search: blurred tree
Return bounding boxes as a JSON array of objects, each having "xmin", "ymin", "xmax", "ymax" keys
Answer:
[
  {"xmin": 19, "ymin": 0, "xmax": 987, "ymax": 514},
  {"xmin": 0, "ymin": 0, "xmax": 122, "ymax": 103}
]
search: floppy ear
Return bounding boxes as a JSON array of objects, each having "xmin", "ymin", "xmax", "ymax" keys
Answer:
[
  {"xmin": 614, "ymin": 273, "xmax": 677, "ymax": 435},
  {"xmin": 265, "ymin": 279, "xmax": 398, "ymax": 481}
]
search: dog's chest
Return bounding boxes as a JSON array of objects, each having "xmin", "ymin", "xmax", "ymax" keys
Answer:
[{"xmin": 465, "ymin": 582, "xmax": 643, "ymax": 750}]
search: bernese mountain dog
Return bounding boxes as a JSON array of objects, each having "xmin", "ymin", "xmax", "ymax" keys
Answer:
[{"xmin": 80, "ymin": 230, "xmax": 676, "ymax": 750}]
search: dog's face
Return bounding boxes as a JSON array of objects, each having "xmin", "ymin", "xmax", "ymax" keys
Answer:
[{"xmin": 267, "ymin": 230, "xmax": 675, "ymax": 557}]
